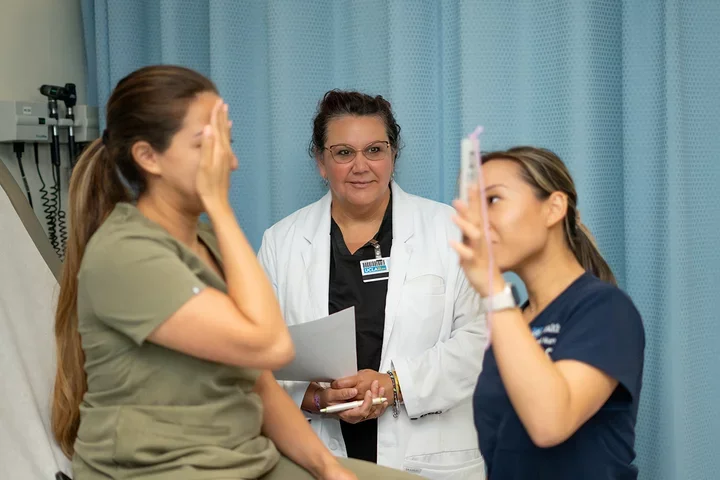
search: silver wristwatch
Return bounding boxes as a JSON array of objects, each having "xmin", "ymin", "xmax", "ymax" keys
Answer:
[{"xmin": 482, "ymin": 283, "xmax": 520, "ymax": 313}]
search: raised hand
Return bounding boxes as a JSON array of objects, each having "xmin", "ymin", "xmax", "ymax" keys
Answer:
[
  {"xmin": 450, "ymin": 183, "xmax": 504, "ymax": 297},
  {"xmin": 196, "ymin": 99, "xmax": 238, "ymax": 211}
]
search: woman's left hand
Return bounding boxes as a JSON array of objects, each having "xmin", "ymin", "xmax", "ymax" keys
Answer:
[
  {"xmin": 333, "ymin": 369, "xmax": 393, "ymax": 403},
  {"xmin": 450, "ymin": 184, "xmax": 504, "ymax": 297}
]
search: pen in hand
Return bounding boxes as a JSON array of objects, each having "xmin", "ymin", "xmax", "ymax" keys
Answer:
[{"xmin": 320, "ymin": 397, "xmax": 388, "ymax": 414}]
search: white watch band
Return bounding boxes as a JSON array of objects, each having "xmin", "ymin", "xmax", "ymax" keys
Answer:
[{"xmin": 482, "ymin": 283, "xmax": 518, "ymax": 312}]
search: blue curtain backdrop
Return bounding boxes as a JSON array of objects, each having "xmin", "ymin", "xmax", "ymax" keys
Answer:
[{"xmin": 81, "ymin": 1, "xmax": 720, "ymax": 479}]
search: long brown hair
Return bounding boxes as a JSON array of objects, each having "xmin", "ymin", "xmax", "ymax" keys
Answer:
[
  {"xmin": 482, "ymin": 146, "xmax": 617, "ymax": 286},
  {"xmin": 52, "ymin": 65, "xmax": 217, "ymax": 457}
]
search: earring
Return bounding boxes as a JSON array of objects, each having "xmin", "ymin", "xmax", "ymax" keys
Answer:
[{"xmin": 322, "ymin": 177, "xmax": 329, "ymax": 187}]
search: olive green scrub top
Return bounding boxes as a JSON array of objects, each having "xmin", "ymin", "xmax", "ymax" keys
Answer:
[{"xmin": 71, "ymin": 202, "xmax": 280, "ymax": 479}]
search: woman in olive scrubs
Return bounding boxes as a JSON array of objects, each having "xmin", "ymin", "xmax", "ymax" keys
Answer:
[{"xmin": 51, "ymin": 65, "xmax": 419, "ymax": 480}]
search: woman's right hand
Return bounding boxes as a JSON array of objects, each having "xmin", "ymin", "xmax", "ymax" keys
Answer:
[
  {"xmin": 196, "ymin": 99, "xmax": 238, "ymax": 211},
  {"xmin": 451, "ymin": 183, "xmax": 505, "ymax": 298}
]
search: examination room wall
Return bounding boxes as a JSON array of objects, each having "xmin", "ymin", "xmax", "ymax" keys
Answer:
[{"xmin": 0, "ymin": 0, "xmax": 87, "ymax": 238}]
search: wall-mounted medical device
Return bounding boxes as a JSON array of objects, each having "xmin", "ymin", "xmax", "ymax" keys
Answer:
[
  {"xmin": 0, "ymin": 99, "xmax": 99, "ymax": 144},
  {"xmin": 0, "ymin": 92, "xmax": 99, "ymax": 261}
]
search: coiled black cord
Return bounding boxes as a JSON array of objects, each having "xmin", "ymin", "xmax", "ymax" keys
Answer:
[
  {"xmin": 13, "ymin": 143, "xmax": 33, "ymax": 208},
  {"xmin": 35, "ymin": 143, "xmax": 59, "ymax": 254},
  {"xmin": 55, "ymin": 160, "xmax": 67, "ymax": 260}
]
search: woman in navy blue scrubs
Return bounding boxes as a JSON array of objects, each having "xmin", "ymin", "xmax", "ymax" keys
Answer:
[{"xmin": 450, "ymin": 147, "xmax": 645, "ymax": 479}]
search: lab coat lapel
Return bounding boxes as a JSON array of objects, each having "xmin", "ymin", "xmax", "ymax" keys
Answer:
[
  {"xmin": 381, "ymin": 182, "xmax": 414, "ymax": 362},
  {"xmin": 301, "ymin": 191, "xmax": 333, "ymax": 322}
]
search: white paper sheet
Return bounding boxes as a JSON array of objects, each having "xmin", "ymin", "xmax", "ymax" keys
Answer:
[
  {"xmin": 0, "ymin": 173, "xmax": 71, "ymax": 479},
  {"xmin": 274, "ymin": 307, "xmax": 357, "ymax": 382}
]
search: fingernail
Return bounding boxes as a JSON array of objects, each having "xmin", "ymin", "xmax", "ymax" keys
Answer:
[
  {"xmin": 223, "ymin": 104, "xmax": 228, "ymax": 112},
  {"xmin": 203, "ymin": 125, "xmax": 211, "ymax": 136},
  {"xmin": 350, "ymin": 389, "xmax": 357, "ymax": 396}
]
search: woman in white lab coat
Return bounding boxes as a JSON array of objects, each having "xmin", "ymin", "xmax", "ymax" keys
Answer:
[{"xmin": 258, "ymin": 90, "xmax": 487, "ymax": 479}]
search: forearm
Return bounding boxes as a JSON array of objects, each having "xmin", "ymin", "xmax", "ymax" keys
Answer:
[
  {"xmin": 206, "ymin": 203, "xmax": 284, "ymax": 328},
  {"xmin": 491, "ymin": 308, "xmax": 570, "ymax": 440},
  {"xmin": 256, "ymin": 373, "xmax": 337, "ymax": 478}
]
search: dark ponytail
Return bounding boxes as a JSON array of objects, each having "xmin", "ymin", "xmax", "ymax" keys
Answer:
[
  {"xmin": 568, "ymin": 217, "xmax": 617, "ymax": 286},
  {"xmin": 52, "ymin": 65, "xmax": 217, "ymax": 457}
]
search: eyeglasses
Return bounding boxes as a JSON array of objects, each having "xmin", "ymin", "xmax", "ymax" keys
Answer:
[{"xmin": 324, "ymin": 141, "xmax": 392, "ymax": 164}]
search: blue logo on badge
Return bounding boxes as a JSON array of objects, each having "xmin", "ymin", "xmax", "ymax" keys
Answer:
[{"xmin": 363, "ymin": 265, "xmax": 387, "ymax": 274}]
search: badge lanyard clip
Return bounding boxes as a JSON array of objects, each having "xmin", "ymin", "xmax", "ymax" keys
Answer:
[{"xmin": 368, "ymin": 238, "xmax": 382, "ymax": 260}]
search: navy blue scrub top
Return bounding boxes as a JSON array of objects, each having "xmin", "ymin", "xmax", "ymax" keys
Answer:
[{"xmin": 473, "ymin": 272, "xmax": 645, "ymax": 480}]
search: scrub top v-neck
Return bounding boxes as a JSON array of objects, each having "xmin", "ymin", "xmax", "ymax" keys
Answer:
[{"xmin": 328, "ymin": 196, "xmax": 393, "ymax": 463}]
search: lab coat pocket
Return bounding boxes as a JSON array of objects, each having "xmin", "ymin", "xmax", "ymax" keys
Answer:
[
  {"xmin": 402, "ymin": 406, "xmax": 485, "ymax": 479},
  {"xmin": 404, "ymin": 273, "xmax": 446, "ymax": 296},
  {"xmin": 396, "ymin": 274, "xmax": 447, "ymax": 352},
  {"xmin": 402, "ymin": 451, "xmax": 485, "ymax": 480}
]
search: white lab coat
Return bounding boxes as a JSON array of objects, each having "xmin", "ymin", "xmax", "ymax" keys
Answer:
[{"xmin": 258, "ymin": 183, "xmax": 488, "ymax": 479}]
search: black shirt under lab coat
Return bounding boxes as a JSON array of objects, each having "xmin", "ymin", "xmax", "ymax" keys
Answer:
[{"xmin": 328, "ymin": 198, "xmax": 392, "ymax": 463}]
